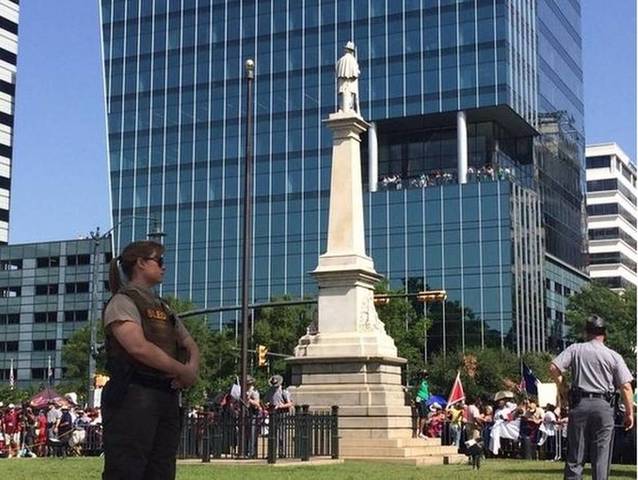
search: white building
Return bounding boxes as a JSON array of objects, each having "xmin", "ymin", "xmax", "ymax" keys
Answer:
[
  {"xmin": 586, "ymin": 143, "xmax": 638, "ymax": 290},
  {"xmin": 0, "ymin": 0, "xmax": 18, "ymax": 244}
]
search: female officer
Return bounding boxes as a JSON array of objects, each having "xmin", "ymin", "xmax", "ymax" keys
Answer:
[{"xmin": 101, "ymin": 240, "xmax": 200, "ymax": 480}]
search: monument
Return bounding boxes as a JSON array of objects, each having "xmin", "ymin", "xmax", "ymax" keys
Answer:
[{"xmin": 287, "ymin": 42, "xmax": 463, "ymax": 464}]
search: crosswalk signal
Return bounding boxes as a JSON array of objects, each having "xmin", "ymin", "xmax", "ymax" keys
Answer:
[{"xmin": 257, "ymin": 344, "xmax": 269, "ymax": 367}]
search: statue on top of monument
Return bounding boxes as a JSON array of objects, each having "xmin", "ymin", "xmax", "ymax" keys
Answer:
[{"xmin": 336, "ymin": 41, "xmax": 361, "ymax": 114}]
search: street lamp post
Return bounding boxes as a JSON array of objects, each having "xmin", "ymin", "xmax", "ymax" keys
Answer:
[
  {"xmin": 239, "ymin": 58, "xmax": 255, "ymax": 457},
  {"xmin": 86, "ymin": 215, "xmax": 165, "ymax": 408}
]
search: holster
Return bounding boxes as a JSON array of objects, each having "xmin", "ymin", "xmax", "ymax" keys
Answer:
[
  {"xmin": 568, "ymin": 388, "xmax": 582, "ymax": 408},
  {"xmin": 102, "ymin": 357, "xmax": 134, "ymax": 408}
]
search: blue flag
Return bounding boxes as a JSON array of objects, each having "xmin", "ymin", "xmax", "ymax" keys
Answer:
[{"xmin": 522, "ymin": 363, "xmax": 539, "ymax": 397}]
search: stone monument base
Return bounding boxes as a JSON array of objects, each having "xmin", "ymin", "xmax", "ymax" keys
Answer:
[{"xmin": 287, "ymin": 355, "xmax": 464, "ymax": 464}]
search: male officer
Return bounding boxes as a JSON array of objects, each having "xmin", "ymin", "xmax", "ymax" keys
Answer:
[{"xmin": 549, "ymin": 314, "xmax": 634, "ymax": 480}]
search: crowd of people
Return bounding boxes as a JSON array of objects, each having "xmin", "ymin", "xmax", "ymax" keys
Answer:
[
  {"xmin": 411, "ymin": 368, "xmax": 636, "ymax": 466},
  {"xmin": 378, "ymin": 164, "xmax": 515, "ymax": 191},
  {"xmin": 0, "ymin": 400, "xmax": 102, "ymax": 458}
]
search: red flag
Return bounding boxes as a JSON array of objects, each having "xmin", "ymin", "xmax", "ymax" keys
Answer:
[{"xmin": 447, "ymin": 371, "xmax": 465, "ymax": 406}]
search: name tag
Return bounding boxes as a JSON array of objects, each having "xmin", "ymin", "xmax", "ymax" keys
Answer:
[{"xmin": 147, "ymin": 308, "xmax": 168, "ymax": 321}]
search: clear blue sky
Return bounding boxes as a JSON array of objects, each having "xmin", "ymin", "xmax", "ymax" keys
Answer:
[{"xmin": 9, "ymin": 0, "xmax": 637, "ymax": 244}]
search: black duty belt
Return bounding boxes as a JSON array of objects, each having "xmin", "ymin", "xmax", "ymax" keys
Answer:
[
  {"xmin": 580, "ymin": 391, "xmax": 611, "ymax": 399},
  {"xmin": 131, "ymin": 372, "xmax": 175, "ymax": 393}
]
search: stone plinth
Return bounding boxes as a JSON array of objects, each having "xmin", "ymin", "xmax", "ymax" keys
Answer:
[{"xmin": 287, "ymin": 103, "xmax": 457, "ymax": 464}]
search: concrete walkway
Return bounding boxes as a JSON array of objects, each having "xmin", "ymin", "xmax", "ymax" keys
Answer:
[{"xmin": 177, "ymin": 457, "xmax": 344, "ymax": 468}]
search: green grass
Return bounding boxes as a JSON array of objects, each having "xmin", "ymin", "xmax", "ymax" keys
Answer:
[{"xmin": 0, "ymin": 458, "xmax": 634, "ymax": 480}]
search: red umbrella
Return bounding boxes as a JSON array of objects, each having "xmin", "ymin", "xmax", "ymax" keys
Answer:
[{"xmin": 29, "ymin": 387, "xmax": 71, "ymax": 409}]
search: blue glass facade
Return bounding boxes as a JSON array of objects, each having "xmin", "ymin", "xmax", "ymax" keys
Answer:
[
  {"xmin": 100, "ymin": 0, "xmax": 557, "ymax": 353},
  {"xmin": 536, "ymin": 0, "xmax": 587, "ymax": 271}
]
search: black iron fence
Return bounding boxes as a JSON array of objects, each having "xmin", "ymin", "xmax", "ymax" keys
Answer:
[
  {"xmin": 413, "ymin": 410, "xmax": 636, "ymax": 465},
  {"xmin": 179, "ymin": 404, "xmax": 339, "ymax": 464}
]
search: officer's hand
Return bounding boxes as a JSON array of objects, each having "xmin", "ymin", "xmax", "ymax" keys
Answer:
[
  {"xmin": 624, "ymin": 412, "xmax": 634, "ymax": 431},
  {"xmin": 174, "ymin": 361, "xmax": 198, "ymax": 389}
]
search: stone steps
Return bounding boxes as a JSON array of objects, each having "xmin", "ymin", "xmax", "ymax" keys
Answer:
[
  {"xmin": 344, "ymin": 453, "xmax": 467, "ymax": 466},
  {"xmin": 340, "ymin": 444, "xmax": 459, "ymax": 458},
  {"xmin": 344, "ymin": 437, "xmax": 442, "ymax": 448}
]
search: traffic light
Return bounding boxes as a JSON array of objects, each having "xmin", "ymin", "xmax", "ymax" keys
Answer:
[
  {"xmin": 257, "ymin": 344, "xmax": 269, "ymax": 367},
  {"xmin": 416, "ymin": 290, "xmax": 448, "ymax": 303}
]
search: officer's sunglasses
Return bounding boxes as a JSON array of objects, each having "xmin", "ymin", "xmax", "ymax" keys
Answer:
[{"xmin": 144, "ymin": 256, "xmax": 164, "ymax": 268}]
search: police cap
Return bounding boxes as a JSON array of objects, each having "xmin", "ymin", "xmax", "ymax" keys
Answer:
[{"xmin": 585, "ymin": 314, "xmax": 606, "ymax": 335}]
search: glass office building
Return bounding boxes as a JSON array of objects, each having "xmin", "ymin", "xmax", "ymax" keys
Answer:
[
  {"xmin": 536, "ymin": 0, "xmax": 587, "ymax": 270},
  {"xmin": 99, "ymin": 0, "xmax": 581, "ymax": 354},
  {"xmin": 0, "ymin": 238, "xmax": 111, "ymax": 387}
]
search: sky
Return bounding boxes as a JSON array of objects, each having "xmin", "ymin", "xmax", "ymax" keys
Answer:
[{"xmin": 9, "ymin": 0, "xmax": 637, "ymax": 245}]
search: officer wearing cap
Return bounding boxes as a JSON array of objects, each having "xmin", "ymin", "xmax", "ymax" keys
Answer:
[{"xmin": 549, "ymin": 314, "xmax": 634, "ymax": 480}]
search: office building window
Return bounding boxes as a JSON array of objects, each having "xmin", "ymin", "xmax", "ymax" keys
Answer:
[
  {"xmin": 66, "ymin": 254, "xmax": 91, "ymax": 266},
  {"xmin": 0, "ymin": 286, "xmax": 20, "ymax": 297},
  {"xmin": 35, "ymin": 284, "xmax": 59, "ymax": 295},
  {"xmin": 36, "ymin": 256, "xmax": 60, "ymax": 268},
  {"xmin": 65, "ymin": 282, "xmax": 90, "ymax": 294},
  {"xmin": 33, "ymin": 340, "xmax": 56, "ymax": 351},
  {"xmin": 586, "ymin": 156, "xmax": 611, "ymax": 169},
  {"xmin": 31, "ymin": 368, "xmax": 50, "ymax": 380},
  {"xmin": 64, "ymin": 310, "xmax": 89, "ymax": 322},
  {"xmin": 34, "ymin": 312, "xmax": 57, "ymax": 324},
  {"xmin": 0, "ymin": 259, "xmax": 21, "ymax": 270},
  {"xmin": 0, "ymin": 340, "xmax": 18, "ymax": 352},
  {"xmin": 0, "ymin": 313, "xmax": 19, "ymax": 324}
]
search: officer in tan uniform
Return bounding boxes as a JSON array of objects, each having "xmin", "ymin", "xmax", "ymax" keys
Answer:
[
  {"xmin": 101, "ymin": 240, "xmax": 200, "ymax": 480},
  {"xmin": 550, "ymin": 314, "xmax": 634, "ymax": 480}
]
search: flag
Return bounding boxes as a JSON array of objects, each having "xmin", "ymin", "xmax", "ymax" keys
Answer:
[
  {"xmin": 521, "ymin": 363, "xmax": 539, "ymax": 397},
  {"xmin": 9, "ymin": 358, "xmax": 14, "ymax": 390},
  {"xmin": 47, "ymin": 356, "xmax": 53, "ymax": 385},
  {"xmin": 447, "ymin": 371, "xmax": 465, "ymax": 406}
]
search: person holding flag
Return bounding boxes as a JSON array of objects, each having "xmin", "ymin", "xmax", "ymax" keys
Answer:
[
  {"xmin": 446, "ymin": 372, "xmax": 466, "ymax": 447},
  {"xmin": 519, "ymin": 363, "xmax": 539, "ymax": 397}
]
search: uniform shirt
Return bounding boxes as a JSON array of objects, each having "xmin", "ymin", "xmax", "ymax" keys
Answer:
[
  {"xmin": 552, "ymin": 339, "xmax": 633, "ymax": 393},
  {"xmin": 265, "ymin": 386, "xmax": 291, "ymax": 408},
  {"xmin": 103, "ymin": 290, "xmax": 189, "ymax": 344}
]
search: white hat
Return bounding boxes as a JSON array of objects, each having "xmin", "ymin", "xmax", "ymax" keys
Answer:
[
  {"xmin": 8, "ymin": 403, "xmax": 15, "ymax": 409},
  {"xmin": 344, "ymin": 41, "xmax": 355, "ymax": 51}
]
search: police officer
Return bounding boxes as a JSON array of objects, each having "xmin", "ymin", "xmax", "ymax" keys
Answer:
[
  {"xmin": 549, "ymin": 314, "xmax": 634, "ymax": 480},
  {"xmin": 101, "ymin": 240, "xmax": 200, "ymax": 480}
]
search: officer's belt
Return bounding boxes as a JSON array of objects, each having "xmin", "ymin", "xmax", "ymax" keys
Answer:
[
  {"xmin": 131, "ymin": 371, "xmax": 175, "ymax": 393},
  {"xmin": 579, "ymin": 391, "xmax": 611, "ymax": 399}
]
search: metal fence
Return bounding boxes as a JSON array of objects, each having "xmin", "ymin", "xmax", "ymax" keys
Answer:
[
  {"xmin": 179, "ymin": 404, "xmax": 339, "ymax": 464},
  {"xmin": 415, "ymin": 412, "xmax": 636, "ymax": 465}
]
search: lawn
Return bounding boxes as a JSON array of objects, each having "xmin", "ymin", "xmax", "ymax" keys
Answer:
[{"xmin": 0, "ymin": 458, "xmax": 635, "ymax": 480}]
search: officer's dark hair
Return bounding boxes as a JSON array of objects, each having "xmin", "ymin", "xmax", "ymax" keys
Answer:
[
  {"xmin": 108, "ymin": 241, "xmax": 165, "ymax": 295},
  {"xmin": 585, "ymin": 314, "xmax": 606, "ymax": 337}
]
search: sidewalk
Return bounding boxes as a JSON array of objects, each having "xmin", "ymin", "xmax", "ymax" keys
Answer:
[{"xmin": 178, "ymin": 457, "xmax": 344, "ymax": 468}]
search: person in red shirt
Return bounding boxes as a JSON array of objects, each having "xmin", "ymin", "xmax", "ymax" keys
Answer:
[
  {"xmin": 3, "ymin": 404, "xmax": 19, "ymax": 458},
  {"xmin": 36, "ymin": 409, "xmax": 47, "ymax": 457}
]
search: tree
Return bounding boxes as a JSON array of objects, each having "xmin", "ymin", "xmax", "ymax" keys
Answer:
[
  {"xmin": 374, "ymin": 280, "xmax": 429, "ymax": 380},
  {"xmin": 61, "ymin": 324, "xmax": 106, "ymax": 398},
  {"xmin": 252, "ymin": 296, "xmax": 315, "ymax": 386},
  {"xmin": 566, "ymin": 284, "xmax": 636, "ymax": 372}
]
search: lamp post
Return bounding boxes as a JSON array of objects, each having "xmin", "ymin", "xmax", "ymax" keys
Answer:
[
  {"xmin": 239, "ymin": 58, "xmax": 255, "ymax": 457},
  {"xmin": 86, "ymin": 215, "xmax": 165, "ymax": 408}
]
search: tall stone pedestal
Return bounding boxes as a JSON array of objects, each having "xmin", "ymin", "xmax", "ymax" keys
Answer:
[{"xmin": 288, "ymin": 110, "xmax": 463, "ymax": 464}]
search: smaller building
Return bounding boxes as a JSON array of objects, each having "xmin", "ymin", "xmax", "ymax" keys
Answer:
[
  {"xmin": 585, "ymin": 143, "xmax": 638, "ymax": 290},
  {"xmin": 0, "ymin": 237, "xmax": 111, "ymax": 388},
  {"xmin": 544, "ymin": 253, "xmax": 590, "ymax": 352}
]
